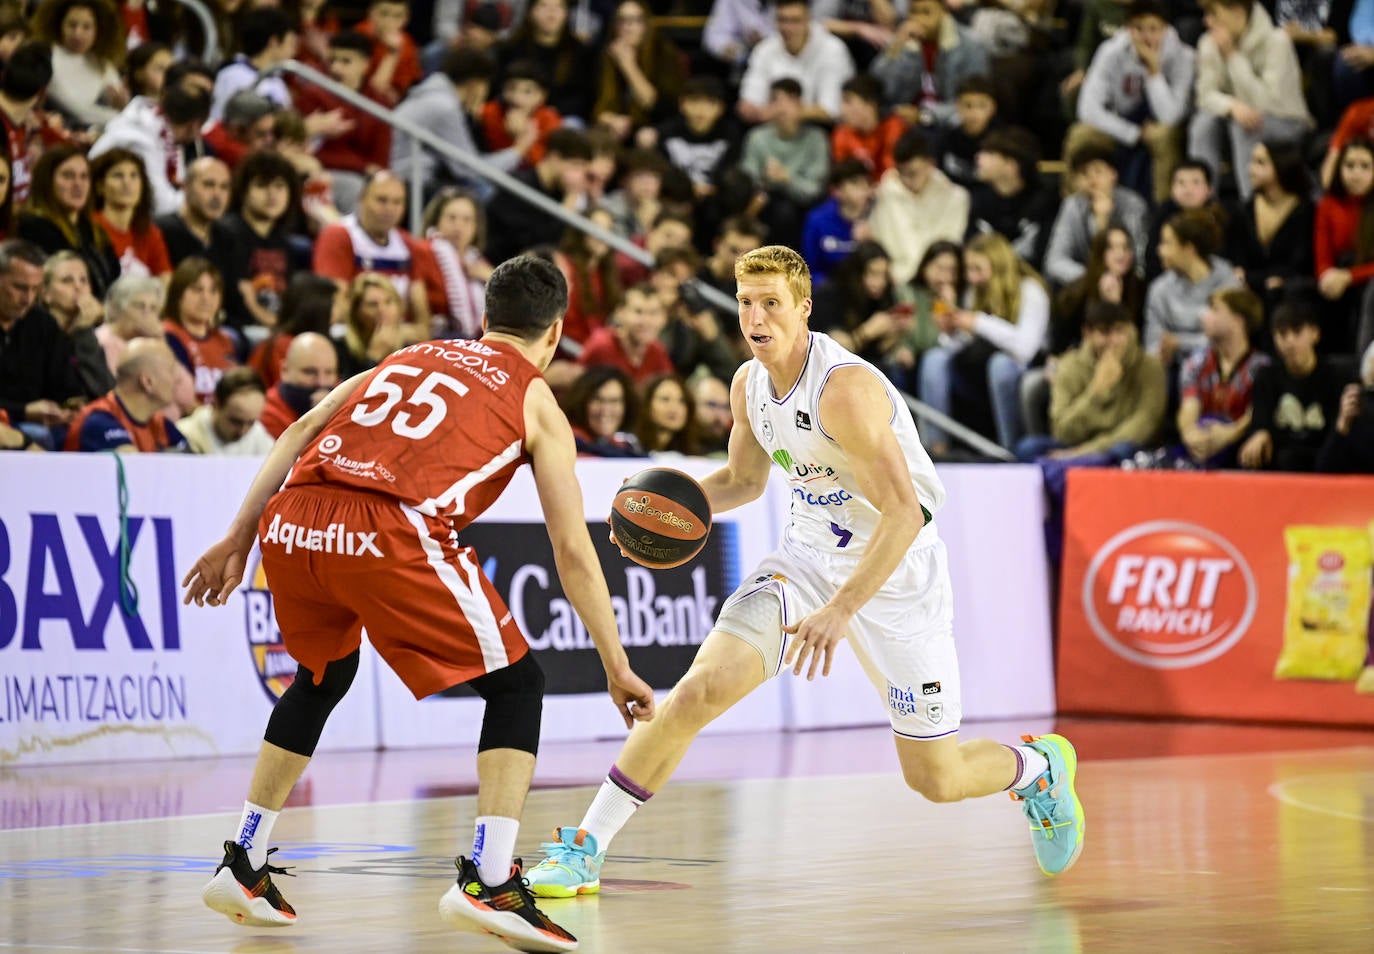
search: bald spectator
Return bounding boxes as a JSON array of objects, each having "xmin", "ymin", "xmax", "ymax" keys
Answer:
[
  {"xmin": 155, "ymin": 157, "xmax": 249, "ymax": 325},
  {"xmin": 178, "ymin": 367, "xmax": 275, "ymax": 455},
  {"xmin": 259, "ymin": 331, "xmax": 340, "ymax": 437},
  {"xmin": 0, "ymin": 240, "xmax": 82, "ymax": 448},
  {"xmin": 64, "ymin": 339, "xmax": 188, "ymax": 452},
  {"xmin": 157, "ymin": 158, "xmax": 234, "ymax": 266},
  {"xmin": 312, "ymin": 171, "xmax": 435, "ymax": 331},
  {"xmin": 692, "ymin": 374, "xmax": 732, "ymax": 455}
]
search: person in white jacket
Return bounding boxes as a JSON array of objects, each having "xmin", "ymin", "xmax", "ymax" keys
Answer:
[
  {"xmin": 919, "ymin": 232, "xmax": 1049, "ymax": 452},
  {"xmin": 1070, "ymin": 0, "xmax": 1195, "ymax": 204},
  {"xmin": 89, "ymin": 84, "xmax": 210, "ymax": 217},
  {"xmin": 1188, "ymin": 0, "xmax": 1313, "ymax": 199},
  {"xmin": 869, "ymin": 127, "xmax": 969, "ymax": 285}
]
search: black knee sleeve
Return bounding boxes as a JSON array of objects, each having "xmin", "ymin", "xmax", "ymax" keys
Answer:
[
  {"xmin": 465, "ymin": 652, "xmax": 545, "ymax": 756},
  {"xmin": 263, "ymin": 650, "xmax": 360, "ymax": 757}
]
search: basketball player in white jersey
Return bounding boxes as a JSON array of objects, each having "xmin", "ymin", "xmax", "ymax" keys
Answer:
[{"xmin": 526, "ymin": 246, "xmax": 1084, "ymax": 896}]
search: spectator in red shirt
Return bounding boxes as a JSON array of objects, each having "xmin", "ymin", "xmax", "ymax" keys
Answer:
[
  {"xmin": 312, "ymin": 170, "xmax": 434, "ymax": 334},
  {"xmin": 357, "ymin": 0, "xmax": 421, "ymax": 106},
  {"xmin": 294, "ymin": 30, "xmax": 393, "ymax": 215},
  {"xmin": 91, "ymin": 147, "xmax": 173, "ymax": 278},
  {"xmin": 1176, "ymin": 286, "xmax": 1271, "ymax": 469},
  {"xmin": 1315, "ymin": 137, "xmax": 1374, "ymax": 352},
  {"xmin": 202, "ymin": 90, "xmax": 278, "ymax": 170},
  {"xmin": 480, "ymin": 59, "xmax": 562, "ymax": 168},
  {"xmin": 831, "ymin": 74, "xmax": 908, "ymax": 182},
  {"xmin": 0, "ymin": 43, "xmax": 55, "ymax": 206},
  {"xmin": 579, "ymin": 282, "xmax": 675, "ymax": 383},
  {"xmin": 248, "ymin": 273, "xmax": 343, "ymax": 389},
  {"xmin": 258, "ymin": 329, "xmax": 338, "ymax": 437},
  {"xmin": 162, "ymin": 256, "xmax": 238, "ymax": 407}
]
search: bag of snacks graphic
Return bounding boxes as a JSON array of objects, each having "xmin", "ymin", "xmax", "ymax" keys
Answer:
[{"xmin": 1274, "ymin": 525, "xmax": 1373, "ymax": 681}]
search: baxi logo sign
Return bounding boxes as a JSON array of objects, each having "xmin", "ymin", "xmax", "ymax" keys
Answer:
[{"xmin": 1081, "ymin": 521, "xmax": 1257, "ymax": 669}]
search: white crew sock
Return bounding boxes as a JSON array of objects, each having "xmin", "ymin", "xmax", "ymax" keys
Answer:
[
  {"xmin": 578, "ymin": 764, "xmax": 652, "ymax": 852},
  {"xmin": 473, "ymin": 815, "xmax": 521, "ymax": 886},
  {"xmin": 234, "ymin": 802, "xmax": 279, "ymax": 869},
  {"xmin": 1008, "ymin": 745, "xmax": 1051, "ymax": 792}
]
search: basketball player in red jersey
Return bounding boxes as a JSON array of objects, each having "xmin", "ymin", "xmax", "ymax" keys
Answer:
[{"xmin": 183, "ymin": 254, "xmax": 655, "ymax": 954}]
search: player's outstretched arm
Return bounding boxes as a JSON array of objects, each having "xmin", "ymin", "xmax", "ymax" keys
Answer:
[
  {"xmin": 783, "ymin": 366, "xmax": 926, "ymax": 680},
  {"xmin": 698, "ymin": 363, "xmax": 772, "ymax": 514},
  {"xmin": 181, "ymin": 371, "xmax": 371, "ymax": 608},
  {"xmin": 525, "ymin": 379, "xmax": 656, "ymax": 728}
]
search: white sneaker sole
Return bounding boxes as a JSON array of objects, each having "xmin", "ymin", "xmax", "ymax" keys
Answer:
[
  {"xmin": 201, "ymin": 866, "xmax": 297, "ymax": 928},
  {"xmin": 438, "ymin": 884, "xmax": 577, "ymax": 953}
]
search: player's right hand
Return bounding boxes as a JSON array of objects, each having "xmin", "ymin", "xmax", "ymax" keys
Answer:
[
  {"xmin": 606, "ymin": 666, "xmax": 655, "ymax": 728},
  {"xmin": 182, "ymin": 536, "xmax": 249, "ymax": 607}
]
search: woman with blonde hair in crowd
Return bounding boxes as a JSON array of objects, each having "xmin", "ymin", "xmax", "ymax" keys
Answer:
[
  {"xmin": 636, "ymin": 372, "xmax": 700, "ymax": 456},
  {"xmin": 919, "ymin": 232, "xmax": 1050, "ymax": 454},
  {"xmin": 91, "ymin": 147, "xmax": 172, "ymax": 278},
  {"xmin": 338, "ymin": 272, "xmax": 406, "ymax": 378},
  {"xmin": 19, "ymin": 145, "xmax": 120, "ymax": 296},
  {"xmin": 32, "ymin": 0, "xmax": 128, "ymax": 128},
  {"xmin": 592, "ymin": 0, "xmax": 685, "ymax": 140},
  {"xmin": 422, "ymin": 188, "xmax": 491, "ymax": 339},
  {"xmin": 162, "ymin": 256, "xmax": 237, "ymax": 409}
]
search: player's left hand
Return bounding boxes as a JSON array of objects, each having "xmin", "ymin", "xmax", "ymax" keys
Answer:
[
  {"xmin": 182, "ymin": 536, "xmax": 250, "ymax": 607},
  {"xmin": 782, "ymin": 605, "xmax": 851, "ymax": 680}
]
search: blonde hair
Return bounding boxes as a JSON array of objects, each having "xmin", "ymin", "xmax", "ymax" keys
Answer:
[
  {"xmin": 734, "ymin": 245, "xmax": 811, "ymax": 307},
  {"xmin": 346, "ymin": 272, "xmax": 403, "ymax": 354},
  {"xmin": 965, "ymin": 233, "xmax": 1046, "ymax": 324}
]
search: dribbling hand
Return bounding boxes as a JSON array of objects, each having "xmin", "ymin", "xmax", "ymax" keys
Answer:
[{"xmin": 182, "ymin": 536, "xmax": 250, "ymax": 607}]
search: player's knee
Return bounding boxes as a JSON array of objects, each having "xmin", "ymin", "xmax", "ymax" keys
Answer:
[
  {"xmin": 265, "ymin": 651, "xmax": 361, "ymax": 756},
  {"xmin": 901, "ymin": 767, "xmax": 964, "ymax": 803},
  {"xmin": 467, "ymin": 652, "xmax": 545, "ymax": 756},
  {"xmin": 662, "ymin": 671, "xmax": 732, "ymax": 730}
]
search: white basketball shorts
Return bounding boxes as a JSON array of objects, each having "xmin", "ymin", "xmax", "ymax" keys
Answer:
[{"xmin": 714, "ymin": 526, "xmax": 962, "ymax": 739}]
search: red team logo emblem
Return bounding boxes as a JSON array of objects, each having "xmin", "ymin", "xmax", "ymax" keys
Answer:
[
  {"xmin": 243, "ymin": 548, "xmax": 296, "ymax": 700},
  {"xmin": 1081, "ymin": 521, "xmax": 1258, "ymax": 669}
]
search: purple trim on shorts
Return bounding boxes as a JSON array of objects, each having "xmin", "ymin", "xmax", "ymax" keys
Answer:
[
  {"xmin": 892, "ymin": 727, "xmax": 959, "ymax": 741},
  {"xmin": 1006, "ymin": 745, "xmax": 1025, "ymax": 791},
  {"xmin": 608, "ymin": 764, "xmax": 653, "ymax": 803}
]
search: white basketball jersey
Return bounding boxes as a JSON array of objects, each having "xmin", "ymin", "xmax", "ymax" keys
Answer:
[{"xmin": 744, "ymin": 332, "xmax": 946, "ymax": 555}]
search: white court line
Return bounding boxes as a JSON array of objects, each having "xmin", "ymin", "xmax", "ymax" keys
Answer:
[
  {"xmin": 1267, "ymin": 771, "xmax": 1374, "ymax": 824},
  {"xmin": 4, "ymin": 744, "xmax": 1372, "ymax": 836},
  {"xmin": 0, "ymin": 944, "xmax": 231, "ymax": 954}
]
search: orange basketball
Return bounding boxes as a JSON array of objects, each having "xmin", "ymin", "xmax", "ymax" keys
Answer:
[{"xmin": 609, "ymin": 468, "xmax": 712, "ymax": 569}]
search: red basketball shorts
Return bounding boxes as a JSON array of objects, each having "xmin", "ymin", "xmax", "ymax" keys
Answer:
[{"xmin": 258, "ymin": 484, "xmax": 529, "ymax": 698}]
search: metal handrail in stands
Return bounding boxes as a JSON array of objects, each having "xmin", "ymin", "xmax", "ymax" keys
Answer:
[
  {"xmin": 260, "ymin": 60, "xmax": 1013, "ymax": 461},
  {"xmin": 172, "ymin": 0, "xmax": 221, "ymax": 66}
]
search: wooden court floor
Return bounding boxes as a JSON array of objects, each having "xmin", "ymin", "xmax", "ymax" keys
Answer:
[{"xmin": 2, "ymin": 724, "xmax": 1373, "ymax": 953}]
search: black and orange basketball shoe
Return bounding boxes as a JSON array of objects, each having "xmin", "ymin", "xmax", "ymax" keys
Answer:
[
  {"xmin": 439, "ymin": 855, "xmax": 578, "ymax": 953},
  {"xmin": 201, "ymin": 840, "xmax": 298, "ymax": 927}
]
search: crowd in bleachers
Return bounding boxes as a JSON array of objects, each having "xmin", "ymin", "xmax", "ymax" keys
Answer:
[{"xmin": 0, "ymin": 0, "xmax": 1371, "ymax": 475}]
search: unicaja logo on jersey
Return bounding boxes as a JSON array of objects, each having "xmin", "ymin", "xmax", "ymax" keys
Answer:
[{"xmin": 1081, "ymin": 521, "xmax": 1257, "ymax": 669}]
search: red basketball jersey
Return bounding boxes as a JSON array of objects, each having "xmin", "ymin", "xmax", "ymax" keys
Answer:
[{"xmin": 288, "ymin": 339, "xmax": 541, "ymax": 530}]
